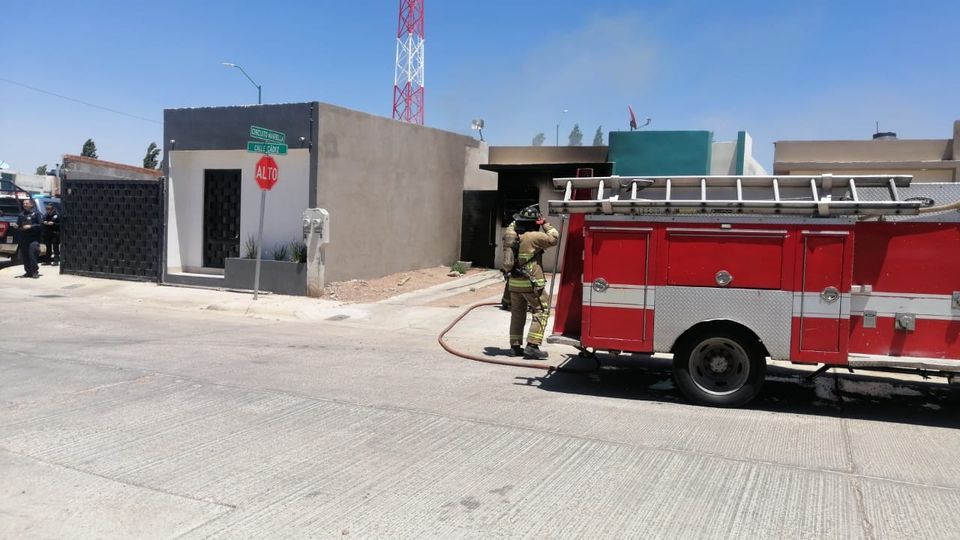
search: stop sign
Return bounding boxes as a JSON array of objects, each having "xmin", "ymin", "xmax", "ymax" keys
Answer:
[{"xmin": 254, "ymin": 155, "xmax": 279, "ymax": 191}]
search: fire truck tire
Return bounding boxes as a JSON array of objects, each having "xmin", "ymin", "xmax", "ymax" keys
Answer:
[{"xmin": 672, "ymin": 329, "xmax": 766, "ymax": 407}]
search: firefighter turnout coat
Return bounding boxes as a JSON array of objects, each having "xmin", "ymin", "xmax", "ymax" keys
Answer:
[{"xmin": 504, "ymin": 223, "xmax": 559, "ymax": 292}]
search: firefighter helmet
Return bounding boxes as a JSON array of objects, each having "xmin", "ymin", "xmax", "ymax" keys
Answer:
[{"xmin": 513, "ymin": 204, "xmax": 541, "ymax": 222}]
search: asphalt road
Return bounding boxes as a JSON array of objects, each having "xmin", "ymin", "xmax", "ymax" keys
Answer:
[{"xmin": 1, "ymin": 278, "xmax": 958, "ymax": 539}]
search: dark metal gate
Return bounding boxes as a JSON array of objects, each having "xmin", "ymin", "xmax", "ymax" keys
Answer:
[
  {"xmin": 61, "ymin": 178, "xmax": 164, "ymax": 281},
  {"xmin": 203, "ymin": 169, "xmax": 241, "ymax": 268}
]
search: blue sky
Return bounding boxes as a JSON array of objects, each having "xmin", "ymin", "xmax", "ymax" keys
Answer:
[{"xmin": 2, "ymin": 0, "xmax": 958, "ymax": 173}]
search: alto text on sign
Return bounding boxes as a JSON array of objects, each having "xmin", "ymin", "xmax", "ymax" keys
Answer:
[{"xmin": 255, "ymin": 155, "xmax": 279, "ymax": 191}]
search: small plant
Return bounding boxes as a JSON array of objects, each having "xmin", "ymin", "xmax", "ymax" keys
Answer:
[
  {"xmin": 290, "ymin": 240, "xmax": 308, "ymax": 263},
  {"xmin": 244, "ymin": 235, "xmax": 258, "ymax": 259},
  {"xmin": 450, "ymin": 261, "xmax": 468, "ymax": 274},
  {"xmin": 271, "ymin": 242, "xmax": 290, "ymax": 261}
]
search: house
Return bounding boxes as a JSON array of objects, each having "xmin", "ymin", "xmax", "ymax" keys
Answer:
[{"xmin": 163, "ymin": 102, "xmax": 494, "ymax": 296}]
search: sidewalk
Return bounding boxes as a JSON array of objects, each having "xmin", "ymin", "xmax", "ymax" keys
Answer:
[{"xmin": 0, "ymin": 262, "xmax": 524, "ymax": 343}]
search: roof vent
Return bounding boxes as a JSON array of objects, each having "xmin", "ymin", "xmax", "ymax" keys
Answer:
[{"xmin": 873, "ymin": 131, "xmax": 897, "ymax": 140}]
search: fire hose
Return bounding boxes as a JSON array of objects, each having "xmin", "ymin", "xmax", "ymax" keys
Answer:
[{"xmin": 437, "ymin": 215, "xmax": 598, "ymax": 374}]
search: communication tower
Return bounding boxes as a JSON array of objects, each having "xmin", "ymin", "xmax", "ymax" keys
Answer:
[{"xmin": 392, "ymin": 0, "xmax": 425, "ymax": 124}]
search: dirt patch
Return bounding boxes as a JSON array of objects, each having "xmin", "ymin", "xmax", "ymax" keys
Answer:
[{"xmin": 322, "ymin": 265, "xmax": 485, "ymax": 304}]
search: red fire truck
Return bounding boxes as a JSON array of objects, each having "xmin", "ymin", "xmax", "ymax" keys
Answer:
[{"xmin": 546, "ymin": 174, "xmax": 960, "ymax": 406}]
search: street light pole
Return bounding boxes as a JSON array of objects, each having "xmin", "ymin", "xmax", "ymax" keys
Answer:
[
  {"xmin": 555, "ymin": 109, "xmax": 568, "ymax": 146},
  {"xmin": 222, "ymin": 62, "xmax": 262, "ymax": 104}
]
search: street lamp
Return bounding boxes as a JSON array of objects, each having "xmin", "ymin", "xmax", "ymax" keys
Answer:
[
  {"xmin": 222, "ymin": 62, "xmax": 262, "ymax": 105},
  {"xmin": 555, "ymin": 109, "xmax": 568, "ymax": 146}
]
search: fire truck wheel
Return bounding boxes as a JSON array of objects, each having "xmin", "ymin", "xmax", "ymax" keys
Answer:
[{"xmin": 673, "ymin": 330, "xmax": 766, "ymax": 407}]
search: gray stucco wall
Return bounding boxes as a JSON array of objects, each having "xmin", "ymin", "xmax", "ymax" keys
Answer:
[
  {"xmin": 164, "ymin": 103, "xmax": 318, "ymax": 152},
  {"xmin": 314, "ymin": 104, "xmax": 479, "ymax": 282}
]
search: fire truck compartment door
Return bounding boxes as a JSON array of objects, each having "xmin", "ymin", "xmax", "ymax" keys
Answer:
[
  {"xmin": 793, "ymin": 231, "xmax": 852, "ymax": 362},
  {"xmin": 583, "ymin": 228, "xmax": 653, "ymax": 350}
]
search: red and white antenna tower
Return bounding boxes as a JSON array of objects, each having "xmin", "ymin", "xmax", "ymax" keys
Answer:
[{"xmin": 392, "ymin": 0, "xmax": 425, "ymax": 125}]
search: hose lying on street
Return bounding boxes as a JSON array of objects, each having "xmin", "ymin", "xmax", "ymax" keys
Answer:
[{"xmin": 437, "ymin": 301, "xmax": 598, "ymax": 374}]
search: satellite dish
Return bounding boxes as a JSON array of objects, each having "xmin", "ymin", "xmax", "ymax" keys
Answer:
[{"xmin": 470, "ymin": 119, "xmax": 485, "ymax": 141}]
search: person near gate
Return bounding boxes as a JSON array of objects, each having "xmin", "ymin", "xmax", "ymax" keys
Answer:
[
  {"xmin": 42, "ymin": 203, "xmax": 61, "ymax": 265},
  {"xmin": 11, "ymin": 198, "xmax": 43, "ymax": 278},
  {"xmin": 499, "ymin": 220, "xmax": 517, "ymax": 311},
  {"xmin": 502, "ymin": 204, "xmax": 559, "ymax": 359}
]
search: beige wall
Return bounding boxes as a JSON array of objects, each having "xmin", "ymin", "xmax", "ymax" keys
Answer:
[
  {"xmin": 314, "ymin": 105, "xmax": 481, "ymax": 282},
  {"xmin": 774, "ymin": 122, "xmax": 960, "ymax": 181},
  {"xmin": 463, "ymin": 142, "xmax": 497, "ymax": 190}
]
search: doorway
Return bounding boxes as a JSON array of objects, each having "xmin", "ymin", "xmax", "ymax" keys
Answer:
[{"xmin": 203, "ymin": 169, "xmax": 241, "ymax": 268}]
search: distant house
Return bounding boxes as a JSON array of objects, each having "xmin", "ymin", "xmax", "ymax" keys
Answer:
[{"xmin": 774, "ymin": 120, "xmax": 960, "ymax": 182}]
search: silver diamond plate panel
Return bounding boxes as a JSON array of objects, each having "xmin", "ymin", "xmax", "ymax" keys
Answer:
[
  {"xmin": 855, "ymin": 183, "xmax": 960, "ymax": 222},
  {"xmin": 653, "ymin": 286, "xmax": 793, "ymax": 359}
]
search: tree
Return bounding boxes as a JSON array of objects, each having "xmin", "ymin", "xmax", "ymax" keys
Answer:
[
  {"xmin": 81, "ymin": 139, "xmax": 98, "ymax": 159},
  {"xmin": 531, "ymin": 132, "xmax": 546, "ymax": 146},
  {"xmin": 568, "ymin": 124, "xmax": 583, "ymax": 146},
  {"xmin": 35, "ymin": 165, "xmax": 48, "ymax": 175},
  {"xmin": 143, "ymin": 142, "xmax": 160, "ymax": 169},
  {"xmin": 593, "ymin": 126, "xmax": 604, "ymax": 146}
]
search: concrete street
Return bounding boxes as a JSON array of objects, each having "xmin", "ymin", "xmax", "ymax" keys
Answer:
[{"xmin": 1, "ymin": 266, "xmax": 958, "ymax": 539}]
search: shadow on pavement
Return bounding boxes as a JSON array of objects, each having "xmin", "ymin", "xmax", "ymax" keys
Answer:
[{"xmin": 519, "ymin": 353, "xmax": 959, "ymax": 429}]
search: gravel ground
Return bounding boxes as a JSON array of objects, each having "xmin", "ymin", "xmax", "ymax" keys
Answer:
[{"xmin": 321, "ymin": 265, "xmax": 486, "ymax": 303}]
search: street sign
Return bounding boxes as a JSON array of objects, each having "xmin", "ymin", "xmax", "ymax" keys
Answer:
[
  {"xmin": 246, "ymin": 141, "xmax": 288, "ymax": 155},
  {"xmin": 255, "ymin": 155, "xmax": 279, "ymax": 191},
  {"xmin": 250, "ymin": 125, "xmax": 286, "ymax": 144}
]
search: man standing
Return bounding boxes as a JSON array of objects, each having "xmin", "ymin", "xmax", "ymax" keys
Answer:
[
  {"xmin": 502, "ymin": 204, "xmax": 559, "ymax": 359},
  {"xmin": 42, "ymin": 203, "xmax": 61, "ymax": 265},
  {"xmin": 13, "ymin": 198, "xmax": 42, "ymax": 278}
]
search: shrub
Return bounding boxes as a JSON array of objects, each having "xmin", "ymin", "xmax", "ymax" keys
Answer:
[
  {"xmin": 271, "ymin": 242, "xmax": 289, "ymax": 261},
  {"xmin": 243, "ymin": 235, "xmax": 258, "ymax": 259},
  {"xmin": 290, "ymin": 241, "xmax": 308, "ymax": 263},
  {"xmin": 450, "ymin": 261, "xmax": 468, "ymax": 274}
]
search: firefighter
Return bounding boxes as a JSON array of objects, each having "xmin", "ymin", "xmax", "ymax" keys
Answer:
[
  {"xmin": 499, "ymin": 220, "xmax": 517, "ymax": 310},
  {"xmin": 502, "ymin": 204, "xmax": 559, "ymax": 359}
]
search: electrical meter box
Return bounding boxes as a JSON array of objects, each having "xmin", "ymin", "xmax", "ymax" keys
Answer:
[{"xmin": 302, "ymin": 208, "xmax": 330, "ymax": 244}]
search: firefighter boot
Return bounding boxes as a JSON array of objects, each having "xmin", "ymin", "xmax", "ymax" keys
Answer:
[
  {"xmin": 511, "ymin": 345, "xmax": 525, "ymax": 356},
  {"xmin": 523, "ymin": 344, "xmax": 548, "ymax": 360}
]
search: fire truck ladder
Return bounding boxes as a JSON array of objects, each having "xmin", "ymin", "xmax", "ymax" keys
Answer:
[{"xmin": 548, "ymin": 174, "xmax": 926, "ymax": 217}]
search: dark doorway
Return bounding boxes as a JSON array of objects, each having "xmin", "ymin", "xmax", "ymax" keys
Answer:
[
  {"xmin": 460, "ymin": 191, "xmax": 498, "ymax": 268},
  {"xmin": 203, "ymin": 169, "xmax": 241, "ymax": 268}
]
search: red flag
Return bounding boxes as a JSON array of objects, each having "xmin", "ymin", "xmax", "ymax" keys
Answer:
[{"xmin": 628, "ymin": 105, "xmax": 638, "ymax": 130}]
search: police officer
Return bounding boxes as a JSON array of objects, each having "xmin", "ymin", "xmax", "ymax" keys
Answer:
[
  {"xmin": 502, "ymin": 204, "xmax": 559, "ymax": 359},
  {"xmin": 13, "ymin": 198, "xmax": 43, "ymax": 278},
  {"xmin": 42, "ymin": 203, "xmax": 61, "ymax": 265}
]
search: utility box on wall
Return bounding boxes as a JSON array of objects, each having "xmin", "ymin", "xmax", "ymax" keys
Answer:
[
  {"xmin": 302, "ymin": 208, "xmax": 330, "ymax": 244},
  {"xmin": 303, "ymin": 208, "xmax": 330, "ymax": 297}
]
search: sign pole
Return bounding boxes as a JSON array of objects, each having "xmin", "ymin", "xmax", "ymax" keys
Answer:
[
  {"xmin": 253, "ymin": 189, "xmax": 266, "ymax": 300},
  {"xmin": 248, "ymin": 129, "xmax": 283, "ymax": 300}
]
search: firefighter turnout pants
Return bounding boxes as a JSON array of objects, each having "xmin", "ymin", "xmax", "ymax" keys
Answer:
[{"xmin": 509, "ymin": 289, "xmax": 549, "ymax": 347}]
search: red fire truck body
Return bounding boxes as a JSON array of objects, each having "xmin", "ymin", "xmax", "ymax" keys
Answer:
[{"xmin": 547, "ymin": 175, "xmax": 960, "ymax": 406}]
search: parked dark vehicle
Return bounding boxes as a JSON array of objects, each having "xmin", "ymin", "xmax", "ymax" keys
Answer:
[{"xmin": 0, "ymin": 180, "xmax": 59, "ymax": 262}]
